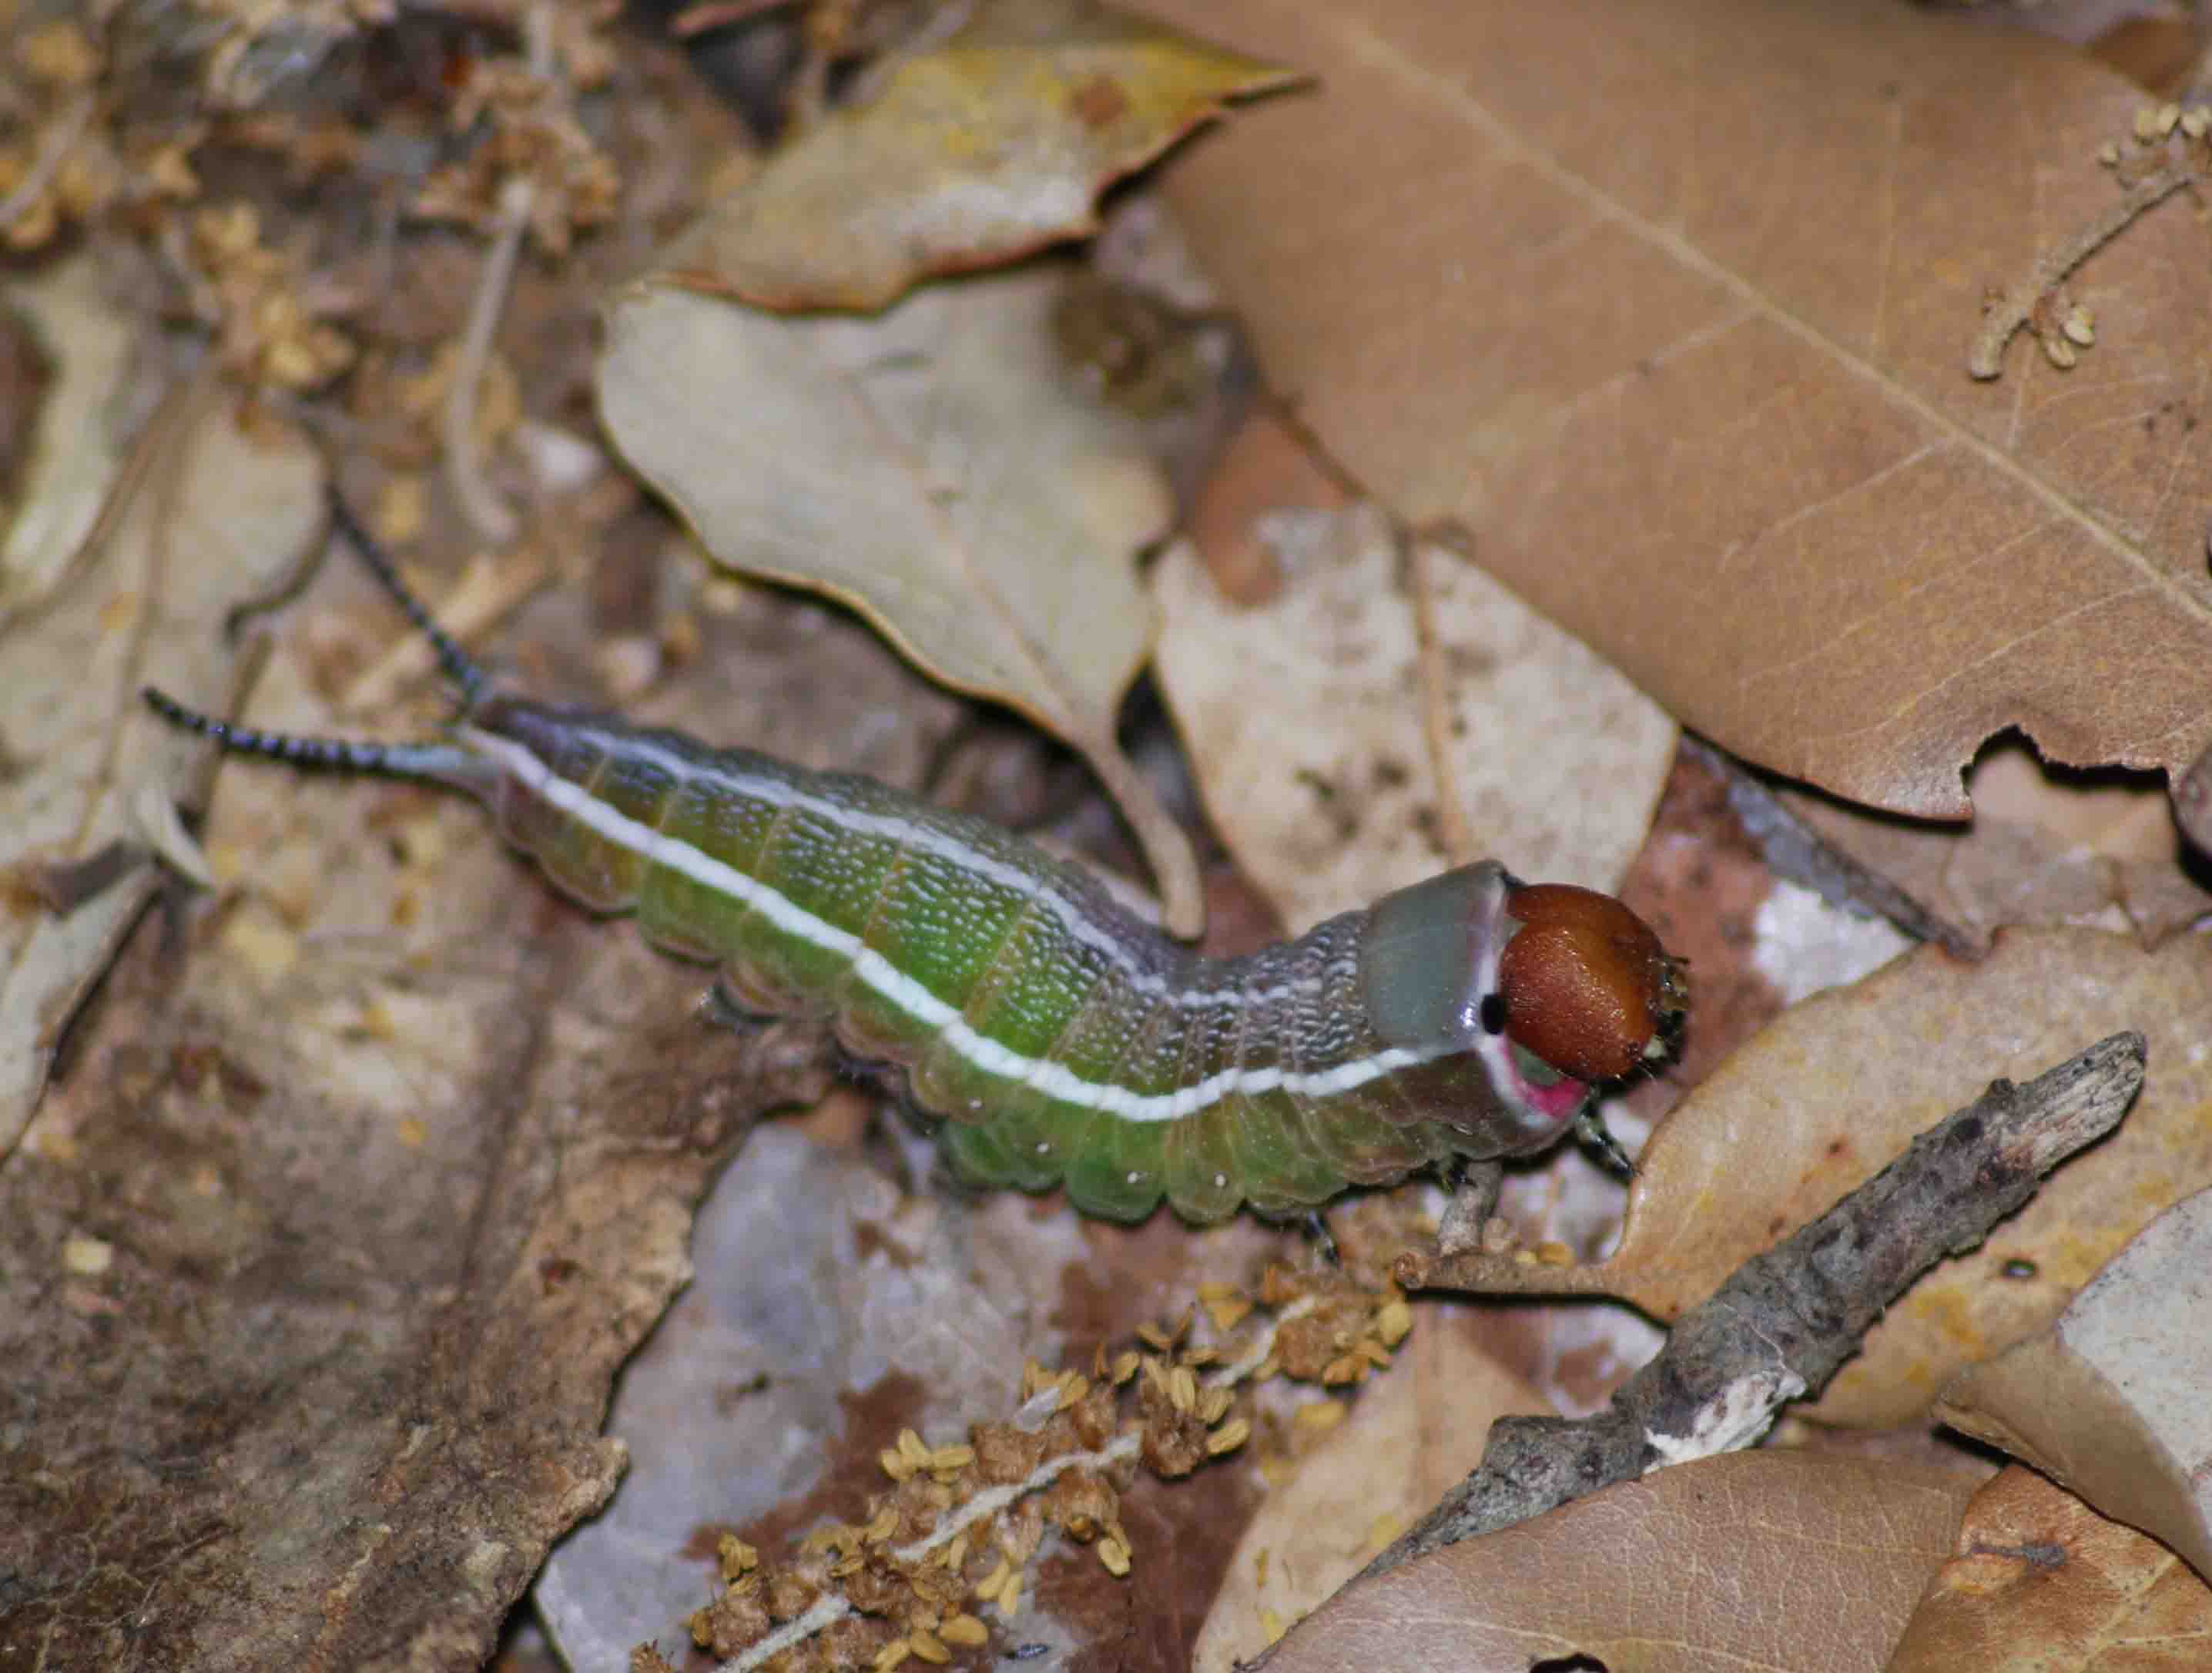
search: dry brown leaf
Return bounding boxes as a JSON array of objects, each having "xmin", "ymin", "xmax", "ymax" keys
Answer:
[
  {"xmin": 1409, "ymin": 928, "xmax": 2212, "ymax": 1427},
  {"xmin": 1149, "ymin": 0, "xmax": 2212, "ymax": 818},
  {"xmin": 1937, "ymin": 1185, "xmax": 2212, "ymax": 1585},
  {"xmin": 1889, "ymin": 1466, "xmax": 2212, "ymax": 1671},
  {"xmin": 599, "ymin": 266, "xmax": 1204, "ymax": 930},
  {"xmin": 1193, "ymin": 1313, "xmax": 1550, "ymax": 1671},
  {"xmin": 1262, "ymin": 1450, "xmax": 1977, "ymax": 1672},
  {"xmin": 1152, "ymin": 506, "xmax": 1676, "ymax": 930},
  {"xmin": 659, "ymin": 0, "xmax": 1299, "ymax": 311},
  {"xmin": 0, "ymin": 388, "xmax": 320, "ymax": 1158},
  {"xmin": 1784, "ymin": 739, "xmax": 2212, "ymax": 953}
]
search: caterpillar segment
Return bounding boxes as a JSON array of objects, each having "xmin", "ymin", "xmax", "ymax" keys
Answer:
[{"xmin": 145, "ymin": 494, "xmax": 1687, "ymax": 1224}]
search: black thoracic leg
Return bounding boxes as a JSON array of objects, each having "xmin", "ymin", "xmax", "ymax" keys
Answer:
[
  {"xmin": 1574, "ymin": 1099, "xmax": 1637, "ymax": 1178},
  {"xmin": 1435, "ymin": 1156, "xmax": 1504, "ymax": 1256},
  {"xmin": 1299, "ymin": 1209, "xmax": 1341, "ymax": 1267}
]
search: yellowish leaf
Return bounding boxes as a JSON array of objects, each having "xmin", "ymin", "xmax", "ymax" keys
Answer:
[{"xmin": 662, "ymin": 0, "xmax": 1298, "ymax": 313}]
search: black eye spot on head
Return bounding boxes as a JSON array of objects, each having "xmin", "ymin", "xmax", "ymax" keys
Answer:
[{"xmin": 1479, "ymin": 991, "xmax": 1508, "ymax": 1035}]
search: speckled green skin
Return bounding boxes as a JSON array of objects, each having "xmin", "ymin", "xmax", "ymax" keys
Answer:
[{"xmin": 454, "ymin": 696, "xmax": 1587, "ymax": 1222}]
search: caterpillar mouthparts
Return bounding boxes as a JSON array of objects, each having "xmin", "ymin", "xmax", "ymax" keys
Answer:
[{"xmin": 1496, "ymin": 884, "xmax": 1687, "ymax": 1085}]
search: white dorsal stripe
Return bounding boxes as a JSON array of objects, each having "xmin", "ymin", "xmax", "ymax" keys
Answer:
[
  {"xmin": 531, "ymin": 719, "xmax": 1315, "ymax": 1011},
  {"xmin": 466, "ymin": 729, "xmax": 1484, "ymax": 1125}
]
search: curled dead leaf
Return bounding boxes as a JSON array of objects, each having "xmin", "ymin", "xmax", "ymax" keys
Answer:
[
  {"xmin": 2, "ymin": 386, "xmax": 321, "ymax": 1158},
  {"xmin": 1937, "ymin": 1184, "xmax": 2212, "ymax": 1585},
  {"xmin": 659, "ymin": 0, "xmax": 1299, "ymax": 312},
  {"xmin": 1889, "ymin": 1465, "xmax": 2212, "ymax": 1671}
]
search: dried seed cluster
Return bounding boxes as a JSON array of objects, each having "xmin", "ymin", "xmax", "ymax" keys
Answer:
[
  {"xmin": 1257, "ymin": 1265, "xmax": 1412, "ymax": 1388},
  {"xmin": 1972, "ymin": 96, "xmax": 2212, "ymax": 381},
  {"xmin": 412, "ymin": 42, "xmax": 619, "ymax": 257},
  {"xmin": 189, "ymin": 200, "xmax": 358, "ymax": 390},
  {"xmin": 0, "ymin": 1, "xmax": 623, "ymax": 384},
  {"xmin": 679, "ymin": 1262, "xmax": 1416, "ymax": 1671},
  {"xmin": 685, "ymin": 1376, "xmax": 1137, "ymax": 1671},
  {"xmin": 3, "ymin": 25, "xmax": 212, "ymax": 253},
  {"xmin": 2023, "ymin": 100, "xmax": 2212, "ymax": 374}
]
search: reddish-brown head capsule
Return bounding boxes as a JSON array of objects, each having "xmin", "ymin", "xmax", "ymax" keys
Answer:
[{"xmin": 1496, "ymin": 884, "xmax": 1685, "ymax": 1082}]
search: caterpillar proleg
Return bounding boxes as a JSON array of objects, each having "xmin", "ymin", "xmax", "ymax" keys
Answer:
[{"xmin": 146, "ymin": 494, "xmax": 1687, "ymax": 1222}]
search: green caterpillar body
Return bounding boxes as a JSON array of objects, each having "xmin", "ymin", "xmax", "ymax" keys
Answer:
[
  {"xmin": 146, "ymin": 501, "xmax": 1685, "ymax": 1222},
  {"xmin": 468, "ymin": 697, "xmax": 1598, "ymax": 1219}
]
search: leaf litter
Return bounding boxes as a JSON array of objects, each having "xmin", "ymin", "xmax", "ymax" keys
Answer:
[
  {"xmin": 649, "ymin": 0, "xmax": 1299, "ymax": 312},
  {"xmin": 0, "ymin": 382, "xmax": 321, "ymax": 1159},
  {"xmin": 1154, "ymin": 501, "xmax": 1676, "ymax": 931},
  {"xmin": 10, "ymin": 0, "xmax": 2212, "ymax": 1668},
  {"xmin": 1149, "ymin": 0, "xmax": 2212, "ymax": 820},
  {"xmin": 1778, "ymin": 736, "xmax": 2212, "ymax": 955}
]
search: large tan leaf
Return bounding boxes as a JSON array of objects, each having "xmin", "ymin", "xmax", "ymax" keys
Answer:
[
  {"xmin": 1153, "ymin": 506, "xmax": 1675, "ymax": 930},
  {"xmin": 1404, "ymin": 929, "xmax": 2212, "ymax": 1427},
  {"xmin": 598, "ymin": 268, "xmax": 1202, "ymax": 929},
  {"xmin": 1148, "ymin": 0, "xmax": 2212, "ymax": 816},
  {"xmin": 1889, "ymin": 1466, "xmax": 2212, "ymax": 1671},
  {"xmin": 1262, "ymin": 1450, "xmax": 1976, "ymax": 1673},
  {"xmin": 1937, "ymin": 1185, "xmax": 2212, "ymax": 1586},
  {"xmin": 662, "ymin": 0, "xmax": 1298, "ymax": 312},
  {"xmin": 0, "ymin": 389, "xmax": 320, "ymax": 1158}
]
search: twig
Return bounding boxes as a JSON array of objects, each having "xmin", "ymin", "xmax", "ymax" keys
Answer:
[
  {"xmin": 1968, "ymin": 162, "xmax": 2197, "ymax": 379},
  {"xmin": 721, "ymin": 1434, "xmax": 1145, "ymax": 1673},
  {"xmin": 444, "ymin": 174, "xmax": 529, "ymax": 545},
  {"xmin": 442, "ymin": 4, "xmax": 555, "ymax": 545},
  {"xmin": 1680, "ymin": 734, "xmax": 1975, "ymax": 956},
  {"xmin": 713, "ymin": 1295, "xmax": 1320, "ymax": 1671},
  {"xmin": 1407, "ymin": 540, "xmax": 1477, "ymax": 868},
  {"xmin": 1363, "ymin": 1031, "xmax": 2144, "ymax": 1585}
]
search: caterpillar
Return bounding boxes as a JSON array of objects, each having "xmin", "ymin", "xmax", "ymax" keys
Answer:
[{"xmin": 145, "ymin": 493, "xmax": 1687, "ymax": 1223}]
